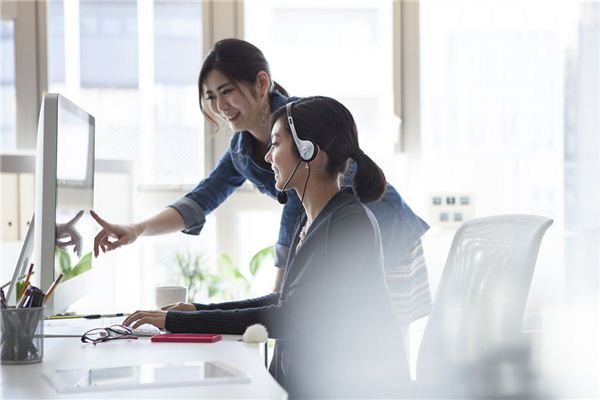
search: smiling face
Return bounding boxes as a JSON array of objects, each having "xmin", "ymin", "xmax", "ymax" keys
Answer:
[
  {"xmin": 201, "ymin": 69, "xmax": 266, "ymax": 132},
  {"xmin": 265, "ymin": 117, "xmax": 304, "ymax": 191}
]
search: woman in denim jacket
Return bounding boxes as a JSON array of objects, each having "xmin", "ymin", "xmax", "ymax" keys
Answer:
[
  {"xmin": 92, "ymin": 38, "xmax": 431, "ymax": 326},
  {"xmin": 125, "ymin": 96, "xmax": 410, "ymax": 397}
]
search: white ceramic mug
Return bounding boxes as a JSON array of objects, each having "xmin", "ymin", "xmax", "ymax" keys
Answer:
[{"xmin": 155, "ymin": 286, "xmax": 188, "ymax": 308}]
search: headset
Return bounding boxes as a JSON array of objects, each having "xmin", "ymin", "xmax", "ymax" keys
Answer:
[
  {"xmin": 277, "ymin": 101, "xmax": 317, "ymax": 204},
  {"xmin": 286, "ymin": 102, "xmax": 317, "ymax": 162}
]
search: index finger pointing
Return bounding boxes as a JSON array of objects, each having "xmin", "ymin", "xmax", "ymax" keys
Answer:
[
  {"xmin": 90, "ymin": 210, "xmax": 110, "ymax": 228},
  {"xmin": 68, "ymin": 209, "xmax": 84, "ymax": 225}
]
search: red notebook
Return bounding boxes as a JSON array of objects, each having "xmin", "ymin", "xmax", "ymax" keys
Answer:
[{"xmin": 151, "ymin": 333, "xmax": 222, "ymax": 343}]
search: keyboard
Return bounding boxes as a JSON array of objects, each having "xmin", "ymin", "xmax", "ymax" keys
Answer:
[{"xmin": 132, "ymin": 324, "xmax": 161, "ymax": 337}]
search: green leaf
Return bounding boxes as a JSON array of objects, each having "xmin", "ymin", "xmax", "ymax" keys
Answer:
[
  {"xmin": 70, "ymin": 252, "xmax": 92, "ymax": 277},
  {"xmin": 230, "ymin": 267, "xmax": 245, "ymax": 280},
  {"xmin": 249, "ymin": 245, "xmax": 275, "ymax": 276},
  {"xmin": 193, "ymin": 270, "xmax": 205, "ymax": 282},
  {"xmin": 16, "ymin": 281, "xmax": 24, "ymax": 300},
  {"xmin": 207, "ymin": 286, "xmax": 218, "ymax": 298},
  {"xmin": 218, "ymin": 253, "xmax": 234, "ymax": 270},
  {"xmin": 208, "ymin": 273, "xmax": 222, "ymax": 284},
  {"xmin": 220, "ymin": 260, "xmax": 249, "ymax": 284},
  {"xmin": 55, "ymin": 246, "xmax": 72, "ymax": 277}
]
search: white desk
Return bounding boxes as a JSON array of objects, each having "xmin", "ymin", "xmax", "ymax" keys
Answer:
[{"xmin": 1, "ymin": 319, "xmax": 287, "ymax": 399}]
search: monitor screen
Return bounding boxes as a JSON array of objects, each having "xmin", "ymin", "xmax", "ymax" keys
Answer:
[{"xmin": 34, "ymin": 93, "xmax": 95, "ymax": 315}]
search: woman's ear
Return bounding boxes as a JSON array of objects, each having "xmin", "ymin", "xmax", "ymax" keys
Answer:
[
  {"xmin": 311, "ymin": 145, "xmax": 328, "ymax": 169},
  {"xmin": 256, "ymin": 71, "xmax": 271, "ymax": 97}
]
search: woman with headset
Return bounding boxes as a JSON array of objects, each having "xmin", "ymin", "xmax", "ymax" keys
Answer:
[
  {"xmin": 124, "ymin": 96, "xmax": 410, "ymax": 397},
  {"xmin": 92, "ymin": 38, "xmax": 431, "ymax": 327}
]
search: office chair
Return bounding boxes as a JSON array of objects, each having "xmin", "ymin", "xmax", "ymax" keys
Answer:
[{"xmin": 414, "ymin": 214, "xmax": 553, "ymax": 395}]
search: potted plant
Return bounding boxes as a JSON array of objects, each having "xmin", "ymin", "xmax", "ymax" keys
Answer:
[{"xmin": 173, "ymin": 245, "xmax": 275, "ymax": 302}]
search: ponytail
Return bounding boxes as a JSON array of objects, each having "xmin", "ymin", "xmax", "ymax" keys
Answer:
[
  {"xmin": 272, "ymin": 81, "xmax": 289, "ymax": 97},
  {"xmin": 352, "ymin": 151, "xmax": 387, "ymax": 203}
]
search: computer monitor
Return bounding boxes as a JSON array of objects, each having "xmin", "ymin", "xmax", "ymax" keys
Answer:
[{"xmin": 33, "ymin": 93, "xmax": 95, "ymax": 315}]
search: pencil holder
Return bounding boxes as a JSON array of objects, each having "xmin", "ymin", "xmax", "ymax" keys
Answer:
[{"xmin": 0, "ymin": 306, "xmax": 44, "ymax": 364}]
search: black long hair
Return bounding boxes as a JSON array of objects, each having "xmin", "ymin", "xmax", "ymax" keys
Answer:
[
  {"xmin": 271, "ymin": 96, "xmax": 387, "ymax": 203},
  {"xmin": 198, "ymin": 38, "xmax": 288, "ymax": 124}
]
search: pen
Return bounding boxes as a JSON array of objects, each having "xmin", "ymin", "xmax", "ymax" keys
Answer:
[
  {"xmin": 16, "ymin": 264, "xmax": 35, "ymax": 305},
  {"xmin": 45, "ymin": 314, "xmax": 83, "ymax": 320},
  {"xmin": 0, "ymin": 271, "xmax": 35, "ymax": 290},
  {"xmin": 45, "ymin": 312, "xmax": 130, "ymax": 320},
  {"xmin": 43, "ymin": 273, "xmax": 64, "ymax": 304},
  {"xmin": 84, "ymin": 313, "xmax": 129, "ymax": 319},
  {"xmin": 17, "ymin": 287, "xmax": 32, "ymax": 308},
  {"xmin": 17, "ymin": 282, "xmax": 29, "ymax": 304},
  {"xmin": 22, "ymin": 263, "xmax": 34, "ymax": 289}
]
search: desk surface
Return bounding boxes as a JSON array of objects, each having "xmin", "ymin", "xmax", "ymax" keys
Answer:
[{"xmin": 1, "ymin": 319, "xmax": 287, "ymax": 399}]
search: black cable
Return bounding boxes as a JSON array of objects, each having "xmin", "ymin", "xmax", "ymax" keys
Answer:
[
  {"xmin": 277, "ymin": 158, "xmax": 302, "ymax": 204},
  {"xmin": 300, "ymin": 162, "xmax": 311, "ymax": 206}
]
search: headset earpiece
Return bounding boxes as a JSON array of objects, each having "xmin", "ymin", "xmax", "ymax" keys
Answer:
[{"xmin": 286, "ymin": 102, "xmax": 317, "ymax": 162}]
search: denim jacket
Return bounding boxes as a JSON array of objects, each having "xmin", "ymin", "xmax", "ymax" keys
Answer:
[{"xmin": 170, "ymin": 91, "xmax": 429, "ymax": 268}]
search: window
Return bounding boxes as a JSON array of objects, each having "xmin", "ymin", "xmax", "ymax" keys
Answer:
[
  {"xmin": 420, "ymin": 1, "xmax": 576, "ymax": 222},
  {"xmin": 420, "ymin": 1, "xmax": 599, "ymax": 311},
  {"xmin": 244, "ymin": 0, "xmax": 397, "ymax": 158},
  {"xmin": 80, "ymin": 2, "xmax": 138, "ymax": 88},
  {"xmin": 47, "ymin": 0, "xmax": 204, "ymax": 184},
  {"xmin": 152, "ymin": 1, "xmax": 204, "ymax": 184},
  {"xmin": 0, "ymin": 20, "xmax": 16, "ymax": 150}
]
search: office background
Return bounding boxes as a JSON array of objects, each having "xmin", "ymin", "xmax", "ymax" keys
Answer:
[{"xmin": 1, "ymin": 0, "xmax": 598, "ymax": 387}]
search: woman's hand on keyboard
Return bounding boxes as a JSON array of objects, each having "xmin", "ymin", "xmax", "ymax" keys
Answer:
[
  {"xmin": 123, "ymin": 310, "xmax": 167, "ymax": 330},
  {"xmin": 161, "ymin": 302, "xmax": 196, "ymax": 311}
]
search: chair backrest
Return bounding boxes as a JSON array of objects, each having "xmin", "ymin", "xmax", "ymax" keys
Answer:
[{"xmin": 416, "ymin": 214, "xmax": 553, "ymax": 382}]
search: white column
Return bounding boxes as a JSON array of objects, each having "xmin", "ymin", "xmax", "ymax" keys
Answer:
[
  {"xmin": 138, "ymin": 0, "xmax": 154, "ymax": 182},
  {"xmin": 203, "ymin": 0, "xmax": 244, "ymax": 268},
  {"xmin": 11, "ymin": 0, "xmax": 47, "ymax": 149},
  {"xmin": 63, "ymin": 0, "xmax": 80, "ymax": 100}
]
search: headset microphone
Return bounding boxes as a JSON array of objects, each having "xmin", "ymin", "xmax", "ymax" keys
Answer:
[
  {"xmin": 277, "ymin": 159, "xmax": 302, "ymax": 204},
  {"xmin": 277, "ymin": 190, "xmax": 288, "ymax": 205}
]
